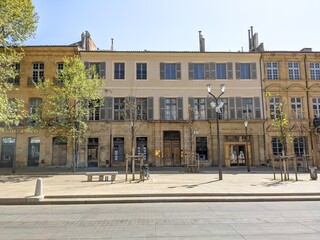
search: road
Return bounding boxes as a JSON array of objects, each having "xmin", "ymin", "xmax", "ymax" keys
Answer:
[{"xmin": 0, "ymin": 202, "xmax": 319, "ymax": 239}]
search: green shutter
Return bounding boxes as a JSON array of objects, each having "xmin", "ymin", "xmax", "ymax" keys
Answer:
[
  {"xmin": 106, "ymin": 97, "xmax": 113, "ymax": 120},
  {"xmin": 160, "ymin": 97, "xmax": 165, "ymax": 120},
  {"xmin": 100, "ymin": 62, "xmax": 106, "ymax": 79},
  {"xmin": 236, "ymin": 97, "xmax": 243, "ymax": 119},
  {"xmin": 250, "ymin": 63, "xmax": 257, "ymax": 79},
  {"xmin": 206, "ymin": 97, "xmax": 214, "ymax": 120},
  {"xmin": 254, "ymin": 97, "xmax": 261, "ymax": 119},
  {"xmin": 204, "ymin": 63, "xmax": 210, "ymax": 80},
  {"xmin": 227, "ymin": 62, "xmax": 233, "ymax": 79},
  {"xmin": 147, "ymin": 97, "xmax": 153, "ymax": 120},
  {"xmin": 177, "ymin": 97, "xmax": 183, "ymax": 120},
  {"xmin": 229, "ymin": 97, "xmax": 235, "ymax": 119},
  {"xmin": 100, "ymin": 98, "xmax": 106, "ymax": 120},
  {"xmin": 210, "ymin": 62, "xmax": 216, "ymax": 79},
  {"xmin": 235, "ymin": 63, "xmax": 241, "ymax": 79},
  {"xmin": 176, "ymin": 63, "xmax": 181, "ymax": 80},
  {"xmin": 188, "ymin": 97, "xmax": 195, "ymax": 120},
  {"xmin": 188, "ymin": 63, "xmax": 194, "ymax": 80},
  {"xmin": 160, "ymin": 63, "xmax": 165, "ymax": 79}
]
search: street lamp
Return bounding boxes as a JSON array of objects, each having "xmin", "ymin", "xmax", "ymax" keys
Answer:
[
  {"xmin": 207, "ymin": 83, "xmax": 226, "ymax": 180},
  {"xmin": 12, "ymin": 119, "xmax": 20, "ymax": 174},
  {"xmin": 244, "ymin": 120, "xmax": 250, "ymax": 172}
]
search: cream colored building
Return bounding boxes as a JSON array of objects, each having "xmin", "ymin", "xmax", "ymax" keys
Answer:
[{"xmin": 79, "ymin": 51, "xmax": 265, "ymax": 168}]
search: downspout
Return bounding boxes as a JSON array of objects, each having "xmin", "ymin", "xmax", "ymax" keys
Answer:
[
  {"xmin": 304, "ymin": 54, "xmax": 315, "ymax": 165},
  {"xmin": 259, "ymin": 52, "xmax": 267, "ymax": 164}
]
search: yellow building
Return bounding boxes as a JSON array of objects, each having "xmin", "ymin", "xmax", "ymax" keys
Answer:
[{"xmin": 262, "ymin": 49, "xmax": 320, "ymax": 167}]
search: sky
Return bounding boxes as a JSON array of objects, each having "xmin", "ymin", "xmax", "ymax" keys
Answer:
[{"xmin": 25, "ymin": 0, "xmax": 320, "ymax": 52}]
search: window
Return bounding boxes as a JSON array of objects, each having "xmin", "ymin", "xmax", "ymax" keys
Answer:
[
  {"xmin": 85, "ymin": 62, "xmax": 106, "ymax": 79},
  {"xmin": 136, "ymin": 63, "xmax": 147, "ymax": 80},
  {"xmin": 32, "ymin": 63, "xmax": 44, "ymax": 84},
  {"xmin": 291, "ymin": 97, "xmax": 303, "ymax": 119},
  {"xmin": 267, "ymin": 62, "xmax": 278, "ymax": 80},
  {"xmin": 7, "ymin": 63, "xmax": 20, "ymax": 85},
  {"xmin": 236, "ymin": 63, "xmax": 257, "ymax": 79},
  {"xmin": 160, "ymin": 63, "xmax": 181, "ymax": 80},
  {"xmin": 114, "ymin": 63, "xmax": 125, "ymax": 79},
  {"xmin": 288, "ymin": 62, "xmax": 300, "ymax": 80},
  {"xmin": 160, "ymin": 97, "xmax": 183, "ymax": 120},
  {"xmin": 310, "ymin": 63, "xmax": 320, "ymax": 80},
  {"xmin": 313, "ymin": 98, "xmax": 320, "ymax": 118},
  {"xmin": 193, "ymin": 98, "xmax": 206, "ymax": 120},
  {"xmin": 218, "ymin": 98, "xmax": 228, "ymax": 119},
  {"xmin": 193, "ymin": 64, "xmax": 205, "ymax": 79},
  {"xmin": 272, "ymin": 137, "xmax": 283, "ymax": 156},
  {"xmin": 29, "ymin": 98, "xmax": 42, "ymax": 125},
  {"xmin": 216, "ymin": 63, "xmax": 226, "ymax": 79},
  {"xmin": 55, "ymin": 63, "xmax": 64, "ymax": 85},
  {"xmin": 114, "ymin": 98, "xmax": 125, "ymax": 120},
  {"xmin": 242, "ymin": 98, "xmax": 253, "ymax": 119},
  {"xmin": 136, "ymin": 98, "xmax": 148, "ymax": 120},
  {"xmin": 269, "ymin": 97, "xmax": 280, "ymax": 119},
  {"xmin": 88, "ymin": 100, "xmax": 101, "ymax": 121},
  {"xmin": 196, "ymin": 137, "xmax": 208, "ymax": 160},
  {"xmin": 188, "ymin": 62, "xmax": 216, "ymax": 80},
  {"xmin": 294, "ymin": 137, "xmax": 307, "ymax": 157}
]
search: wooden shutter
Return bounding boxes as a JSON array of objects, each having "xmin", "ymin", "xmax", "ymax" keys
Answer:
[
  {"xmin": 177, "ymin": 97, "xmax": 183, "ymax": 120},
  {"xmin": 206, "ymin": 97, "xmax": 214, "ymax": 120},
  {"xmin": 235, "ymin": 63, "xmax": 241, "ymax": 79},
  {"xmin": 204, "ymin": 63, "xmax": 210, "ymax": 80},
  {"xmin": 254, "ymin": 97, "xmax": 261, "ymax": 119},
  {"xmin": 209, "ymin": 62, "xmax": 216, "ymax": 79},
  {"xmin": 160, "ymin": 63, "xmax": 165, "ymax": 79},
  {"xmin": 100, "ymin": 98, "xmax": 106, "ymax": 120},
  {"xmin": 236, "ymin": 97, "xmax": 243, "ymax": 119},
  {"xmin": 100, "ymin": 62, "xmax": 106, "ymax": 79},
  {"xmin": 229, "ymin": 97, "xmax": 235, "ymax": 119},
  {"xmin": 250, "ymin": 63, "xmax": 257, "ymax": 79},
  {"xmin": 188, "ymin": 97, "xmax": 195, "ymax": 120},
  {"xmin": 227, "ymin": 62, "xmax": 233, "ymax": 79},
  {"xmin": 176, "ymin": 63, "xmax": 181, "ymax": 80},
  {"xmin": 105, "ymin": 97, "xmax": 113, "ymax": 120},
  {"xmin": 147, "ymin": 97, "xmax": 153, "ymax": 120},
  {"xmin": 188, "ymin": 63, "xmax": 194, "ymax": 80},
  {"xmin": 160, "ymin": 97, "xmax": 165, "ymax": 120}
]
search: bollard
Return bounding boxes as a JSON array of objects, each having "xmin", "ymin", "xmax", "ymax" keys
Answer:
[
  {"xmin": 34, "ymin": 178, "xmax": 43, "ymax": 197},
  {"xmin": 309, "ymin": 167, "xmax": 318, "ymax": 180}
]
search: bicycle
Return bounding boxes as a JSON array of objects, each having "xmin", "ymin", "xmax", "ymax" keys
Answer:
[{"xmin": 141, "ymin": 164, "xmax": 150, "ymax": 181}]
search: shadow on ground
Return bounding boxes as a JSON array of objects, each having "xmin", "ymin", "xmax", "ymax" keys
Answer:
[
  {"xmin": 0, "ymin": 175, "xmax": 52, "ymax": 183},
  {"xmin": 168, "ymin": 180, "xmax": 220, "ymax": 189}
]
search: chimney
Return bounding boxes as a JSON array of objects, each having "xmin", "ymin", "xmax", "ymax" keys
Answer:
[
  {"xmin": 248, "ymin": 26, "xmax": 263, "ymax": 52},
  {"xmin": 81, "ymin": 32, "xmax": 86, "ymax": 49},
  {"xmin": 111, "ymin": 38, "xmax": 114, "ymax": 51},
  {"xmin": 199, "ymin": 31, "xmax": 205, "ymax": 52}
]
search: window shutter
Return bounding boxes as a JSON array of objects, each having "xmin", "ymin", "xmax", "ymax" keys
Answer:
[
  {"xmin": 229, "ymin": 97, "xmax": 235, "ymax": 119},
  {"xmin": 188, "ymin": 97, "xmax": 195, "ymax": 120},
  {"xmin": 236, "ymin": 97, "xmax": 243, "ymax": 119},
  {"xmin": 188, "ymin": 63, "xmax": 194, "ymax": 80},
  {"xmin": 250, "ymin": 63, "xmax": 257, "ymax": 79},
  {"xmin": 106, "ymin": 97, "xmax": 113, "ymax": 120},
  {"xmin": 206, "ymin": 97, "xmax": 214, "ymax": 120},
  {"xmin": 160, "ymin": 63, "xmax": 165, "ymax": 79},
  {"xmin": 176, "ymin": 63, "xmax": 181, "ymax": 80},
  {"xmin": 177, "ymin": 97, "xmax": 183, "ymax": 120},
  {"xmin": 100, "ymin": 62, "xmax": 106, "ymax": 79},
  {"xmin": 227, "ymin": 62, "xmax": 233, "ymax": 79},
  {"xmin": 147, "ymin": 97, "xmax": 153, "ymax": 120},
  {"xmin": 204, "ymin": 63, "xmax": 210, "ymax": 80},
  {"xmin": 235, "ymin": 63, "xmax": 240, "ymax": 79},
  {"xmin": 100, "ymin": 98, "xmax": 106, "ymax": 120},
  {"xmin": 84, "ymin": 62, "xmax": 90, "ymax": 70},
  {"xmin": 254, "ymin": 97, "xmax": 261, "ymax": 119},
  {"xmin": 160, "ymin": 97, "xmax": 165, "ymax": 120},
  {"xmin": 210, "ymin": 62, "xmax": 216, "ymax": 79}
]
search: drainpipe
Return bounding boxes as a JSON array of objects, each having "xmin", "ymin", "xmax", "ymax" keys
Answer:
[
  {"xmin": 260, "ymin": 52, "xmax": 267, "ymax": 164},
  {"xmin": 304, "ymin": 54, "xmax": 315, "ymax": 165}
]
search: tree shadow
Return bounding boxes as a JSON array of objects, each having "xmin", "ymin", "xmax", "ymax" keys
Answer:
[
  {"xmin": 167, "ymin": 179, "xmax": 220, "ymax": 189},
  {"xmin": 0, "ymin": 175, "xmax": 52, "ymax": 184}
]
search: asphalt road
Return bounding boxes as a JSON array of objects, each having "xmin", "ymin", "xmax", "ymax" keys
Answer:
[{"xmin": 0, "ymin": 202, "xmax": 319, "ymax": 239}]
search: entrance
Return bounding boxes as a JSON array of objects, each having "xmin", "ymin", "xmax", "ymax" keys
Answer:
[
  {"xmin": 113, "ymin": 137, "xmax": 124, "ymax": 162},
  {"xmin": 87, "ymin": 138, "xmax": 99, "ymax": 167},
  {"xmin": 136, "ymin": 137, "xmax": 147, "ymax": 161},
  {"xmin": 52, "ymin": 137, "xmax": 67, "ymax": 166},
  {"xmin": 163, "ymin": 131, "xmax": 181, "ymax": 166},
  {"xmin": 224, "ymin": 142, "xmax": 251, "ymax": 167},
  {"xmin": 0, "ymin": 137, "xmax": 15, "ymax": 168},
  {"xmin": 28, "ymin": 137, "xmax": 40, "ymax": 166}
]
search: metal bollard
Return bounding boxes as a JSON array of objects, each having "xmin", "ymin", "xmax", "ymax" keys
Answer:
[
  {"xmin": 34, "ymin": 178, "xmax": 43, "ymax": 197},
  {"xmin": 309, "ymin": 167, "xmax": 318, "ymax": 180}
]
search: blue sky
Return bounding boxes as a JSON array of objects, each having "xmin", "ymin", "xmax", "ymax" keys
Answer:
[{"xmin": 26, "ymin": 0, "xmax": 320, "ymax": 52}]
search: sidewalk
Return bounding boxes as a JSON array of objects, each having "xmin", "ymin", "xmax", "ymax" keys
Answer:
[{"xmin": 0, "ymin": 167, "xmax": 319, "ymax": 204}]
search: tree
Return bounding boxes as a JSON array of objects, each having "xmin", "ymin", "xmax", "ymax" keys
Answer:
[
  {"xmin": 36, "ymin": 56, "xmax": 103, "ymax": 172},
  {"xmin": 0, "ymin": 0, "xmax": 38, "ymax": 128}
]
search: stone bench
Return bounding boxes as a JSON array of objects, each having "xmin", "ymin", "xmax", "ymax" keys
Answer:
[{"xmin": 85, "ymin": 172, "xmax": 118, "ymax": 182}]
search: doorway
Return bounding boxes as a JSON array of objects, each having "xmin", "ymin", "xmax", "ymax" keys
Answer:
[
  {"xmin": 163, "ymin": 131, "xmax": 181, "ymax": 166},
  {"xmin": 0, "ymin": 137, "xmax": 15, "ymax": 168},
  {"xmin": 87, "ymin": 138, "xmax": 99, "ymax": 167},
  {"xmin": 136, "ymin": 137, "xmax": 147, "ymax": 161},
  {"xmin": 52, "ymin": 137, "xmax": 67, "ymax": 166},
  {"xmin": 113, "ymin": 137, "xmax": 124, "ymax": 162},
  {"xmin": 28, "ymin": 137, "xmax": 40, "ymax": 166}
]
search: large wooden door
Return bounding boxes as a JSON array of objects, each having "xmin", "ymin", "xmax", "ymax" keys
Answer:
[
  {"xmin": 52, "ymin": 137, "xmax": 67, "ymax": 166},
  {"xmin": 163, "ymin": 131, "xmax": 181, "ymax": 166},
  {"xmin": 28, "ymin": 137, "xmax": 40, "ymax": 167},
  {"xmin": 0, "ymin": 137, "xmax": 15, "ymax": 168}
]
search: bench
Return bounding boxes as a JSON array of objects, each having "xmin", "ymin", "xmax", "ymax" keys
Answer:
[{"xmin": 85, "ymin": 172, "xmax": 118, "ymax": 182}]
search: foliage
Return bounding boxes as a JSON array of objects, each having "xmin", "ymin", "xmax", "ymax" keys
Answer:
[
  {"xmin": 0, "ymin": 0, "xmax": 38, "ymax": 128},
  {"xmin": 35, "ymin": 56, "xmax": 103, "ymax": 143}
]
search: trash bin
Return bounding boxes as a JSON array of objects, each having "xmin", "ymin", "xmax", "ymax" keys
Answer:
[{"xmin": 309, "ymin": 167, "xmax": 318, "ymax": 180}]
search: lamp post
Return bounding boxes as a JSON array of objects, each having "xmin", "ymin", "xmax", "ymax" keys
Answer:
[
  {"xmin": 207, "ymin": 83, "xmax": 226, "ymax": 180},
  {"xmin": 244, "ymin": 120, "xmax": 250, "ymax": 172},
  {"xmin": 12, "ymin": 119, "xmax": 20, "ymax": 174}
]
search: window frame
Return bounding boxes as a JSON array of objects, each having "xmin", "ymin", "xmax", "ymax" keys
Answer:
[
  {"xmin": 291, "ymin": 97, "xmax": 303, "ymax": 119},
  {"xmin": 313, "ymin": 98, "xmax": 320, "ymax": 118},
  {"xmin": 266, "ymin": 62, "xmax": 279, "ymax": 80},
  {"xmin": 288, "ymin": 62, "xmax": 300, "ymax": 80},
  {"xmin": 32, "ymin": 62, "xmax": 44, "ymax": 84},
  {"xmin": 310, "ymin": 62, "xmax": 320, "ymax": 80},
  {"xmin": 136, "ymin": 63, "xmax": 147, "ymax": 80},
  {"xmin": 114, "ymin": 63, "xmax": 125, "ymax": 80}
]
